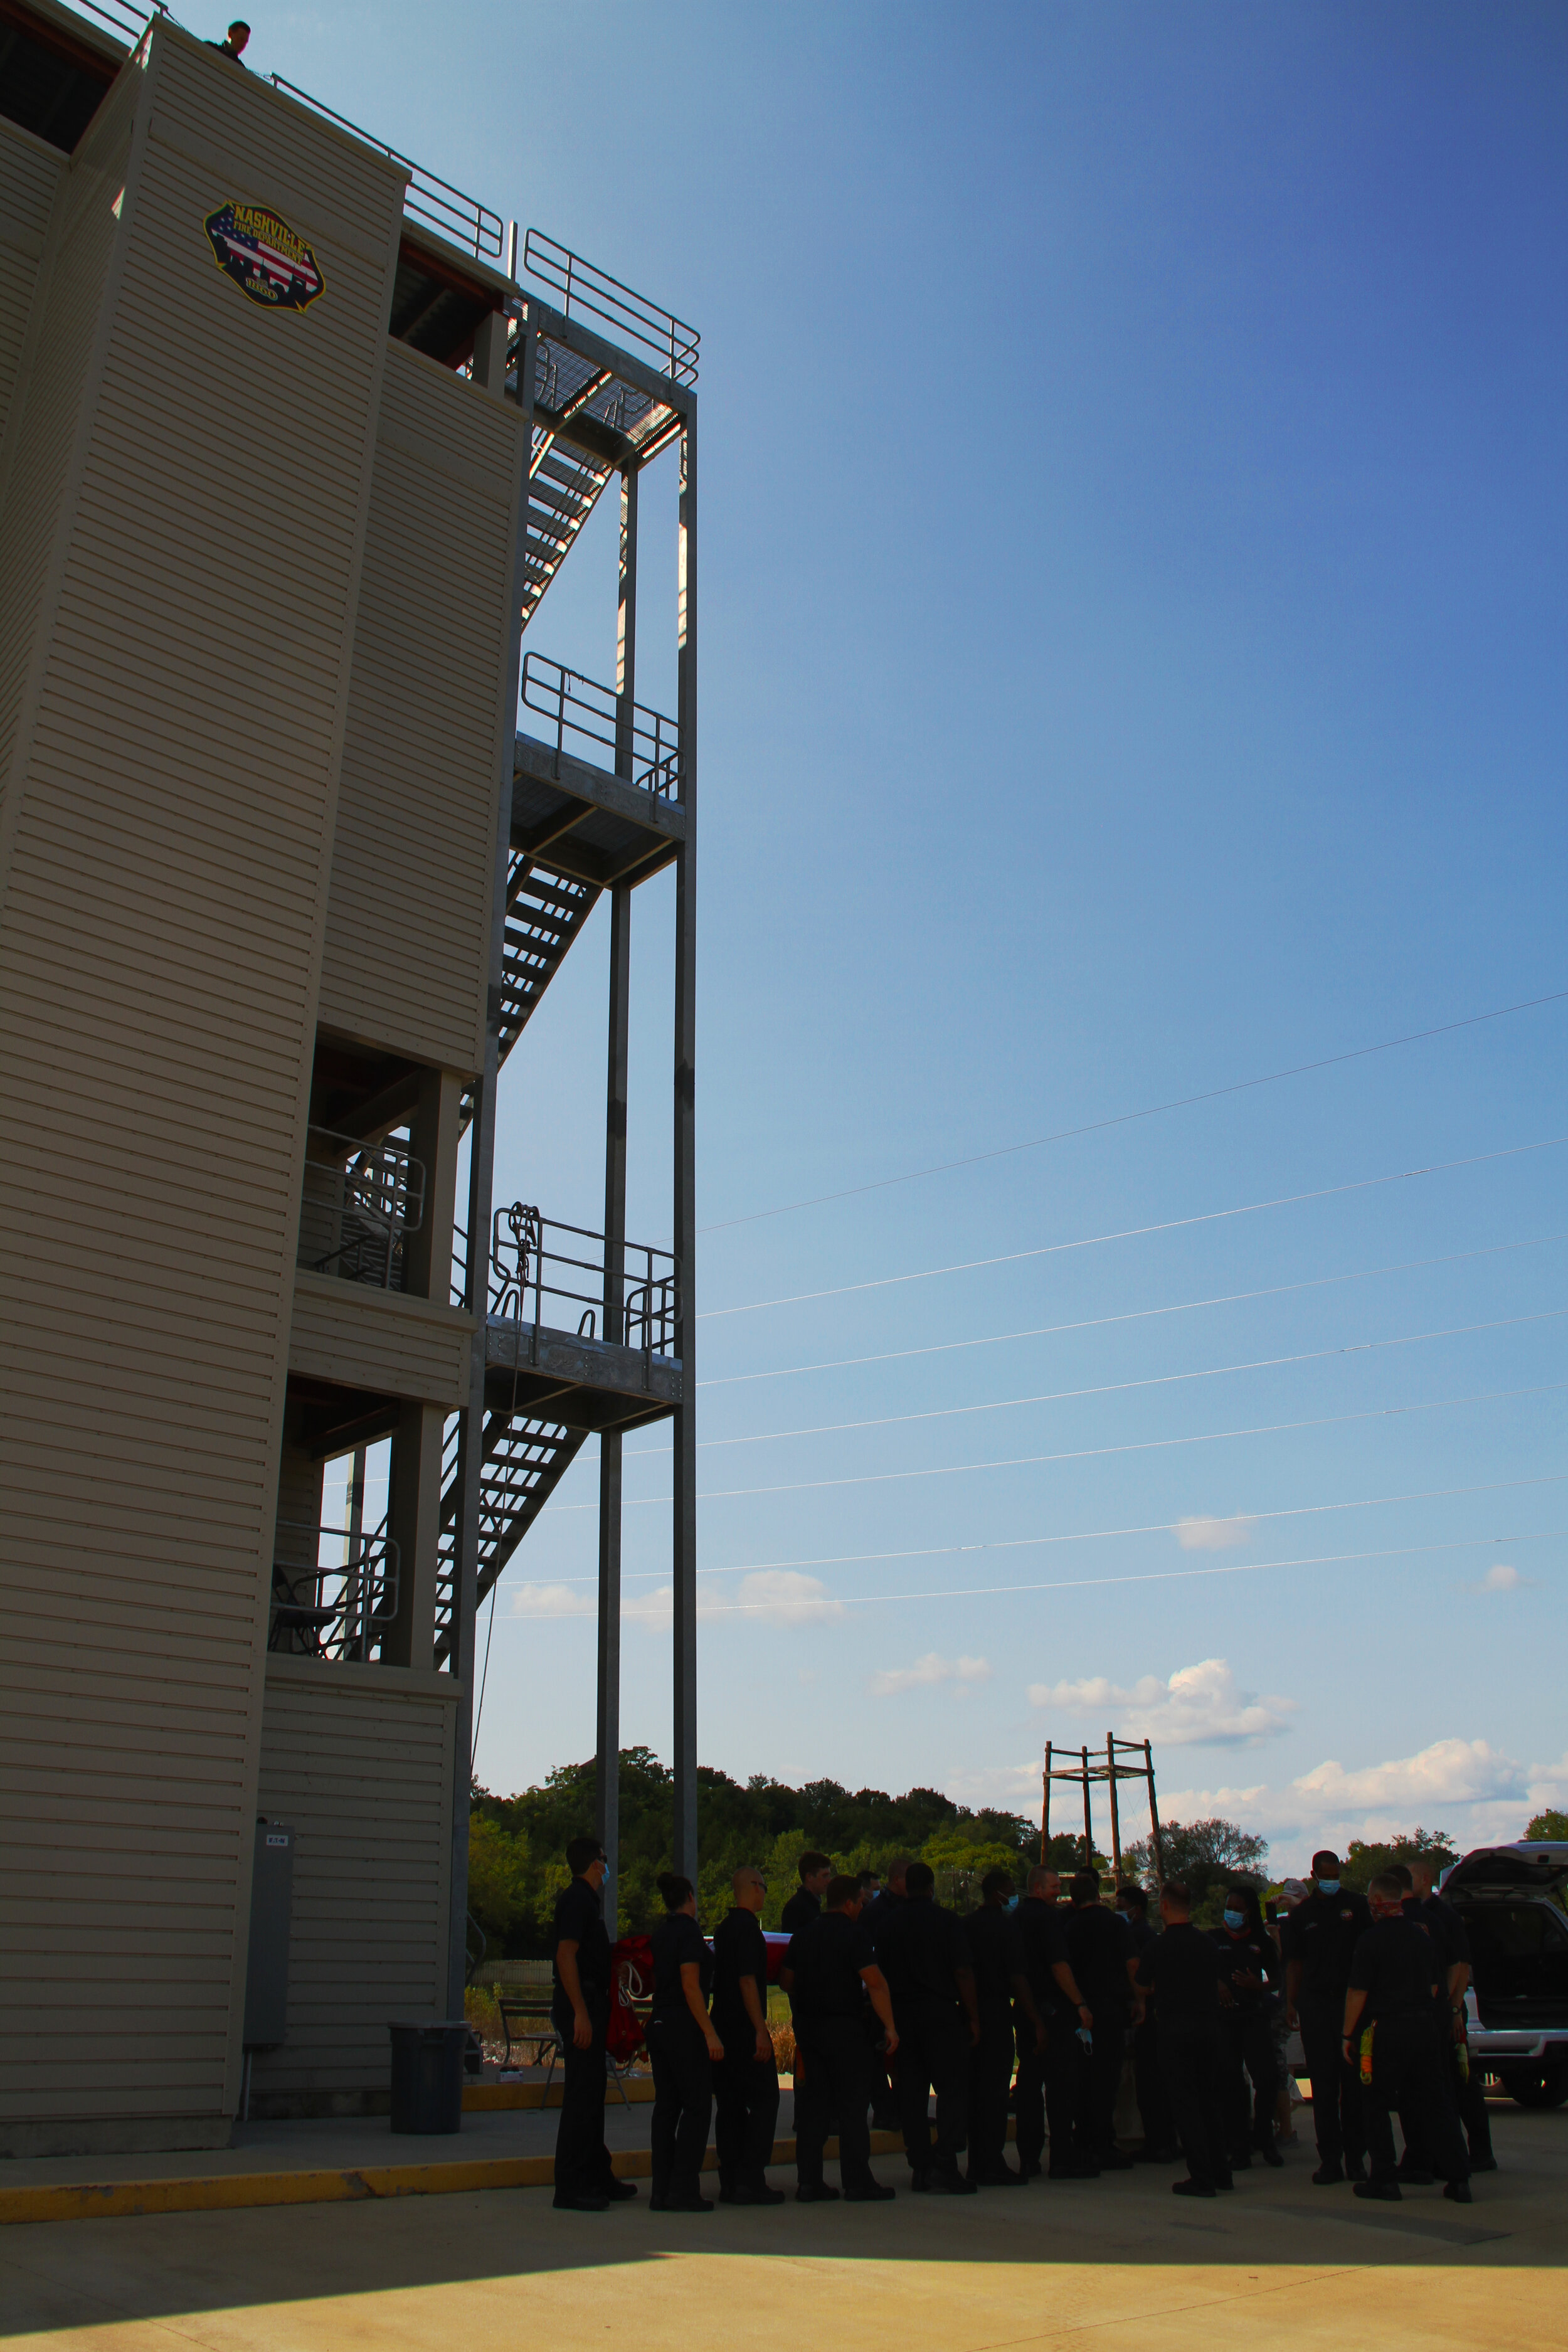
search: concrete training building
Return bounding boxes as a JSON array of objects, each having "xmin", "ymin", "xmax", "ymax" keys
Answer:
[{"xmin": 0, "ymin": 0, "xmax": 698, "ymax": 2154}]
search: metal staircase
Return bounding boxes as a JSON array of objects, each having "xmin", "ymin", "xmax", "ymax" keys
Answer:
[
  {"xmin": 459, "ymin": 852, "xmax": 600, "ymax": 1130},
  {"xmin": 434, "ymin": 1407, "xmax": 587, "ymax": 1665},
  {"xmin": 521, "ymin": 440, "xmax": 616, "ymax": 628}
]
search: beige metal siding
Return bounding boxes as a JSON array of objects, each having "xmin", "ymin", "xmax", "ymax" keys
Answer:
[
  {"xmin": 0, "ymin": 120, "xmax": 64, "ymax": 453},
  {"xmin": 0, "ymin": 26, "xmax": 406, "ymax": 2144},
  {"xmin": 288, "ymin": 1270, "xmax": 472, "ymax": 1406},
  {"xmin": 318, "ymin": 339, "xmax": 524, "ymax": 1071},
  {"xmin": 252, "ymin": 1653, "xmax": 458, "ymax": 2104}
]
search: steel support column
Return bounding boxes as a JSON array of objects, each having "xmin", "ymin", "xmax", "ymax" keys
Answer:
[
  {"xmin": 596, "ymin": 464, "xmax": 638, "ymax": 1935},
  {"xmin": 445, "ymin": 306, "xmax": 538, "ymax": 2015},
  {"xmin": 671, "ymin": 413, "xmax": 698, "ymax": 1877}
]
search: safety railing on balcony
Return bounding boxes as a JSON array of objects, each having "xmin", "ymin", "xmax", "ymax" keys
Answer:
[
  {"xmin": 268, "ymin": 1520, "xmax": 400, "ymax": 1662},
  {"xmin": 521, "ymin": 652, "xmax": 681, "ymax": 798},
  {"xmin": 268, "ymin": 77, "xmax": 504, "ymax": 261},
  {"xmin": 522, "ymin": 228, "xmax": 699, "ymax": 386},
  {"xmin": 75, "ymin": 0, "xmax": 163, "ymax": 41},
  {"xmin": 490, "ymin": 1203, "xmax": 679, "ymax": 1367},
  {"xmin": 297, "ymin": 1127, "xmax": 425, "ymax": 1293}
]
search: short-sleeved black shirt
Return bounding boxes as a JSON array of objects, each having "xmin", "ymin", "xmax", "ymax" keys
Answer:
[
  {"xmin": 1135, "ymin": 1920, "xmax": 1222, "ymax": 2025},
  {"xmin": 1016, "ymin": 1897, "xmax": 1073, "ymax": 2013},
  {"xmin": 879, "ymin": 1897, "xmax": 970, "ymax": 2010},
  {"xmin": 650, "ymin": 1910, "xmax": 712, "ymax": 2018},
  {"xmin": 711, "ymin": 1906, "xmax": 770, "ymax": 2045},
  {"xmin": 1403, "ymin": 1892, "xmax": 1470, "ymax": 1980},
  {"xmin": 1348, "ymin": 1918, "xmax": 1441, "ymax": 2020},
  {"xmin": 1209, "ymin": 1925, "xmax": 1280, "ymax": 2012},
  {"xmin": 787, "ymin": 1909, "xmax": 874, "ymax": 2022},
  {"xmin": 1281, "ymin": 1888, "xmax": 1372, "ymax": 1998},
  {"xmin": 966, "ymin": 1904, "xmax": 1026, "ymax": 2007},
  {"xmin": 866, "ymin": 1887, "xmax": 905, "ymax": 1969},
  {"xmin": 551, "ymin": 1875, "xmax": 610, "ymax": 2005},
  {"xmin": 781, "ymin": 1887, "xmax": 822, "ymax": 1937},
  {"xmin": 1067, "ymin": 1904, "xmax": 1133, "ymax": 2019}
]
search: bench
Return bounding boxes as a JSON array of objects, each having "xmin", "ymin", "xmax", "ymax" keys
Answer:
[{"xmin": 495, "ymin": 1994, "xmax": 648, "ymax": 2107}]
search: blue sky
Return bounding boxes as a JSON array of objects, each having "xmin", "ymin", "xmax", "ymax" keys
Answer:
[{"xmin": 294, "ymin": 1, "xmax": 1568, "ymax": 1871}]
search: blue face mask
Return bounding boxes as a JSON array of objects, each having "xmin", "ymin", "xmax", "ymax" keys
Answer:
[
  {"xmin": 1317, "ymin": 1878, "xmax": 1340, "ymax": 1897},
  {"xmin": 1222, "ymin": 1908, "xmax": 1246, "ymax": 1932}
]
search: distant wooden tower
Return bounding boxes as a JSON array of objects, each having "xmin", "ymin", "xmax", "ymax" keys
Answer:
[{"xmin": 1041, "ymin": 1738, "xmax": 1167, "ymax": 1887}]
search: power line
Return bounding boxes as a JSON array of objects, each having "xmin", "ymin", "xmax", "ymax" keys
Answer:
[
  {"xmin": 487, "ymin": 1470, "xmax": 1568, "ymax": 1594},
  {"xmin": 687, "ymin": 1305, "xmax": 1568, "ymax": 1453},
  {"xmin": 699, "ymin": 988, "xmax": 1568, "ymax": 1233},
  {"xmin": 509, "ymin": 1528, "xmax": 1564, "ymax": 1620},
  {"xmin": 541, "ymin": 1376, "xmax": 1568, "ymax": 1512},
  {"xmin": 697, "ymin": 1231, "xmax": 1568, "ymax": 1391},
  {"xmin": 699, "ymin": 1135, "xmax": 1568, "ymax": 1322}
]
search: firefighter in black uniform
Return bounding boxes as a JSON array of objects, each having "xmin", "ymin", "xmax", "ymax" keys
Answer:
[
  {"xmin": 966, "ymin": 1868, "xmax": 1044, "ymax": 2186},
  {"xmin": 1343, "ymin": 1872, "xmax": 1472, "ymax": 2203},
  {"xmin": 781, "ymin": 1875, "xmax": 898, "ymax": 2201},
  {"xmin": 866, "ymin": 1858, "xmax": 911, "ymax": 2131},
  {"xmin": 710, "ymin": 1864, "xmax": 785, "ymax": 2205},
  {"xmin": 1015, "ymin": 1867, "xmax": 1095, "ymax": 2179},
  {"xmin": 1282, "ymin": 1849, "xmax": 1372, "ymax": 2183},
  {"xmin": 646, "ymin": 1872, "xmax": 723, "ymax": 2213},
  {"xmin": 877, "ymin": 1860, "xmax": 978, "ymax": 2193},
  {"xmin": 1134, "ymin": 1879, "xmax": 1231, "ymax": 2198},
  {"xmin": 550, "ymin": 1835, "xmax": 638, "ymax": 2212},
  {"xmin": 1117, "ymin": 1883, "xmax": 1179, "ymax": 2163},
  {"xmin": 1210, "ymin": 1883, "xmax": 1283, "ymax": 2169},
  {"xmin": 1066, "ymin": 1870, "xmax": 1136, "ymax": 2171},
  {"xmin": 1402, "ymin": 1859, "xmax": 1496, "ymax": 2173},
  {"xmin": 781, "ymin": 1851, "xmax": 832, "ymax": 1936}
]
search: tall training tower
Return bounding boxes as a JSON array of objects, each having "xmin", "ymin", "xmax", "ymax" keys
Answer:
[{"xmin": 0, "ymin": 0, "xmax": 697, "ymax": 2153}]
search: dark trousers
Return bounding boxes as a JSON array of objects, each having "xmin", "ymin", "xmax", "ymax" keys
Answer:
[
  {"xmin": 1021, "ymin": 2016, "xmax": 1083, "ymax": 2170},
  {"xmin": 796, "ymin": 2015, "xmax": 876, "ymax": 2190},
  {"xmin": 714, "ymin": 2039, "xmax": 780, "ymax": 2190},
  {"xmin": 1298, "ymin": 1991, "xmax": 1366, "ymax": 2169},
  {"xmin": 967, "ymin": 2002, "xmax": 1015, "ymax": 2177},
  {"xmin": 646, "ymin": 2012, "xmax": 713, "ymax": 2196},
  {"xmin": 1456, "ymin": 2043, "xmax": 1495, "ymax": 2163},
  {"xmin": 1219, "ymin": 2009, "xmax": 1279, "ymax": 2157},
  {"xmin": 898, "ymin": 2001, "xmax": 969, "ymax": 2177},
  {"xmin": 1159, "ymin": 2018, "xmax": 1229, "ymax": 2190},
  {"xmin": 1075, "ymin": 2013, "xmax": 1128, "ymax": 2162},
  {"xmin": 552, "ymin": 1993, "xmax": 613, "ymax": 2200},
  {"xmin": 1132, "ymin": 2012, "xmax": 1175, "ymax": 2151},
  {"xmin": 1360, "ymin": 2013, "xmax": 1469, "ymax": 2184}
]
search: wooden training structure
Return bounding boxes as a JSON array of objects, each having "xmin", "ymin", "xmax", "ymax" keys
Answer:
[{"xmin": 1041, "ymin": 1736, "xmax": 1166, "ymax": 1888}]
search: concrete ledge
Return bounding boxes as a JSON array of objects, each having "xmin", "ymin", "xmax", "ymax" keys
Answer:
[
  {"xmin": 464, "ymin": 2078, "xmax": 655, "ymax": 2110},
  {"xmin": 0, "ymin": 2130, "xmax": 909, "ymax": 2228}
]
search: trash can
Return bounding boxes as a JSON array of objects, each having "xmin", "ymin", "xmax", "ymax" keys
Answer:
[{"xmin": 388, "ymin": 2021, "xmax": 469, "ymax": 2135}]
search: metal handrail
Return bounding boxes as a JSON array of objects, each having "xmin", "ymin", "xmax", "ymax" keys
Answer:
[
  {"xmin": 522, "ymin": 652, "xmax": 680, "ymax": 798},
  {"xmin": 490, "ymin": 1203, "xmax": 679, "ymax": 1370},
  {"xmin": 298, "ymin": 1126, "xmax": 425, "ymax": 1292},
  {"xmin": 72, "ymin": 0, "xmax": 164, "ymax": 42},
  {"xmin": 269, "ymin": 1518, "xmax": 400, "ymax": 1662},
  {"xmin": 522, "ymin": 228, "xmax": 699, "ymax": 386},
  {"xmin": 268, "ymin": 76, "xmax": 504, "ymax": 261}
]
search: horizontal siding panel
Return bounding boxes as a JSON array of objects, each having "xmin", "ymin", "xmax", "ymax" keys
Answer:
[{"xmin": 288, "ymin": 1270, "xmax": 473, "ymax": 1404}]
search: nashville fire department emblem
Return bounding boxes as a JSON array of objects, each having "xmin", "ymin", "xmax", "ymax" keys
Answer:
[{"xmin": 204, "ymin": 201, "xmax": 324, "ymax": 312}]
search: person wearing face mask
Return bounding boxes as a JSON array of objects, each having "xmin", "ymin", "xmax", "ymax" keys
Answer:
[
  {"xmin": 1209, "ymin": 1884, "xmax": 1283, "ymax": 2170},
  {"xmin": 1342, "ymin": 1873, "xmax": 1471, "ymax": 2204},
  {"xmin": 1117, "ymin": 1884, "xmax": 1179, "ymax": 2164},
  {"xmin": 1282, "ymin": 1850, "xmax": 1372, "ymax": 2183}
]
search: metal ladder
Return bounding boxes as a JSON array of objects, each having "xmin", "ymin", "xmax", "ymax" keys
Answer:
[{"xmin": 434, "ymin": 1407, "xmax": 588, "ymax": 1665}]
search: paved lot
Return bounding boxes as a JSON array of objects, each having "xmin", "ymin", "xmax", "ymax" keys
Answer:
[{"xmin": 2, "ymin": 2106, "xmax": 1564, "ymax": 2352}]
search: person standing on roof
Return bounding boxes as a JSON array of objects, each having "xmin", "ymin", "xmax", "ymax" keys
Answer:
[{"xmin": 207, "ymin": 20, "xmax": 250, "ymax": 62}]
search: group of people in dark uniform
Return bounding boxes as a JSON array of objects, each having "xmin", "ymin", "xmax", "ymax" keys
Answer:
[{"xmin": 545, "ymin": 1832, "xmax": 1493, "ymax": 2212}]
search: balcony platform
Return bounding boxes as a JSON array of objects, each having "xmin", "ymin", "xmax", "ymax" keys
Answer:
[
  {"xmin": 485, "ymin": 1316, "xmax": 679, "ymax": 1432},
  {"xmin": 512, "ymin": 731, "xmax": 682, "ymax": 889}
]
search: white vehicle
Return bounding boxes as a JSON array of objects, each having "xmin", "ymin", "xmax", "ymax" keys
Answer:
[{"xmin": 1441, "ymin": 1841, "xmax": 1568, "ymax": 2109}]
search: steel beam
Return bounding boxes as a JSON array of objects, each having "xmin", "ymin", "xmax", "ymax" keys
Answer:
[{"xmin": 672, "ymin": 414, "xmax": 698, "ymax": 1878}]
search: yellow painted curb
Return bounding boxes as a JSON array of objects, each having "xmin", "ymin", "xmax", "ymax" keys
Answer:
[{"xmin": 0, "ymin": 2131, "xmax": 911, "ymax": 2228}]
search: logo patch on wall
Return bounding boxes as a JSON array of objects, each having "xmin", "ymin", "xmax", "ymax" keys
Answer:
[{"xmin": 204, "ymin": 201, "xmax": 324, "ymax": 312}]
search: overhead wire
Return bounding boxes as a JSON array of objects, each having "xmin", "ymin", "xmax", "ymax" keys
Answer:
[
  {"xmin": 699, "ymin": 986, "xmax": 1568, "ymax": 1233},
  {"xmin": 697, "ymin": 1231, "xmax": 1568, "ymax": 1390},
  {"xmin": 698, "ymin": 1135, "xmax": 1568, "ymax": 1322}
]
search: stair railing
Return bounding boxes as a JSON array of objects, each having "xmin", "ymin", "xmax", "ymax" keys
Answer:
[
  {"xmin": 522, "ymin": 651, "xmax": 681, "ymax": 798},
  {"xmin": 297, "ymin": 1127, "xmax": 425, "ymax": 1291},
  {"xmin": 490, "ymin": 1202, "xmax": 680, "ymax": 1379},
  {"xmin": 268, "ymin": 1519, "xmax": 400, "ymax": 1663},
  {"xmin": 522, "ymin": 228, "xmax": 699, "ymax": 386},
  {"xmin": 268, "ymin": 77, "xmax": 503, "ymax": 260}
]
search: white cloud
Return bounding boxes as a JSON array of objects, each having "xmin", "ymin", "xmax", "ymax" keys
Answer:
[
  {"xmin": 1027, "ymin": 1657, "xmax": 1295, "ymax": 1747},
  {"xmin": 1292, "ymin": 1738, "xmax": 1525, "ymax": 1816},
  {"xmin": 730, "ymin": 1570, "xmax": 844, "ymax": 1626},
  {"xmin": 1526, "ymin": 1752, "xmax": 1568, "ymax": 1811},
  {"xmin": 1468, "ymin": 1562, "xmax": 1537, "ymax": 1594},
  {"xmin": 509, "ymin": 1582, "xmax": 594, "ymax": 1619},
  {"xmin": 1175, "ymin": 1514, "xmax": 1258, "ymax": 1552},
  {"xmin": 871, "ymin": 1653, "xmax": 992, "ymax": 1698}
]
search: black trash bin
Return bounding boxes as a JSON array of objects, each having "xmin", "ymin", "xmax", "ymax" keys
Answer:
[{"xmin": 388, "ymin": 2020, "xmax": 469, "ymax": 2135}]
